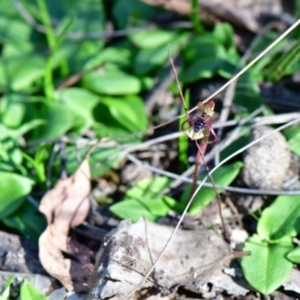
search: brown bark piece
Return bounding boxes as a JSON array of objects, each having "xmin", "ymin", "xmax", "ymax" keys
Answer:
[{"xmin": 87, "ymin": 218, "xmax": 231, "ymax": 299}]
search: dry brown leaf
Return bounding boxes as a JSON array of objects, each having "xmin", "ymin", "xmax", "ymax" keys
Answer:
[
  {"xmin": 87, "ymin": 218, "xmax": 232, "ymax": 299},
  {"xmin": 39, "ymin": 159, "xmax": 91, "ymax": 247},
  {"xmin": 39, "ymin": 159, "xmax": 93, "ymax": 292},
  {"xmin": 39, "ymin": 227, "xmax": 94, "ymax": 293}
]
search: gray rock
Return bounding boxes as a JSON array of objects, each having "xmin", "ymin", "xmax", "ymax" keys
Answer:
[{"xmin": 242, "ymin": 126, "xmax": 291, "ymax": 190}]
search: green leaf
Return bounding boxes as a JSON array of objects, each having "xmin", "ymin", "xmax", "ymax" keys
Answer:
[
  {"xmin": 212, "ymin": 23, "xmax": 236, "ymax": 51},
  {"xmin": 0, "ymin": 54, "xmax": 46, "ymax": 92},
  {"xmin": 0, "ymin": 94, "xmax": 26, "ymax": 128},
  {"xmin": 84, "ymin": 46, "xmax": 132, "ymax": 70},
  {"xmin": 59, "ymin": 145, "xmax": 126, "ymax": 178},
  {"xmin": 126, "ymin": 176, "xmax": 171, "ymax": 199},
  {"xmin": 93, "ymin": 95, "xmax": 148, "ymax": 134},
  {"xmin": 134, "ymin": 32, "xmax": 188, "ymax": 75},
  {"xmin": 266, "ymin": 40, "xmax": 300, "ymax": 81},
  {"xmin": 56, "ymin": 87, "xmax": 99, "ymax": 132},
  {"xmin": 31, "ymin": 101, "xmax": 75, "ymax": 141},
  {"xmin": 110, "ymin": 196, "xmax": 182, "ymax": 223},
  {"xmin": 110, "ymin": 198, "xmax": 157, "ymax": 223},
  {"xmin": 181, "ymin": 58, "xmax": 235, "ymax": 83},
  {"xmin": 241, "ymin": 234, "xmax": 293, "ymax": 295},
  {"xmin": 0, "ymin": 1, "xmax": 34, "ymax": 49},
  {"xmin": 3, "ymin": 202, "xmax": 46, "ymax": 243},
  {"xmin": 0, "ymin": 172, "xmax": 34, "ymax": 219},
  {"xmin": 0, "ymin": 275, "xmax": 15, "ymax": 299},
  {"xmin": 187, "ymin": 162, "xmax": 243, "ymax": 215},
  {"xmin": 110, "ymin": 176, "xmax": 184, "ymax": 222},
  {"xmin": 257, "ymin": 195, "xmax": 300, "ymax": 241},
  {"xmin": 130, "ymin": 29, "xmax": 179, "ymax": 48},
  {"xmin": 284, "ymin": 126, "xmax": 300, "ymax": 156},
  {"xmin": 287, "ymin": 246, "xmax": 300, "ymax": 264},
  {"xmin": 182, "ymin": 35, "xmax": 227, "ymax": 62},
  {"xmin": 233, "ymin": 72, "xmax": 268, "ymax": 111},
  {"xmin": 20, "ymin": 281, "xmax": 47, "ymax": 300},
  {"xmin": 81, "ymin": 68, "xmax": 142, "ymax": 95}
]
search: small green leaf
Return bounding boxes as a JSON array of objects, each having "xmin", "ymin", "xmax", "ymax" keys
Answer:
[
  {"xmin": 81, "ymin": 68, "xmax": 142, "ymax": 95},
  {"xmin": 0, "ymin": 94, "xmax": 26, "ymax": 128},
  {"xmin": 110, "ymin": 199, "xmax": 156, "ymax": 223},
  {"xmin": 126, "ymin": 176, "xmax": 171, "ymax": 199},
  {"xmin": 212, "ymin": 23, "xmax": 236, "ymax": 50},
  {"xmin": 287, "ymin": 246, "xmax": 300, "ymax": 263},
  {"xmin": 241, "ymin": 234, "xmax": 293, "ymax": 295},
  {"xmin": 110, "ymin": 195, "xmax": 182, "ymax": 223},
  {"xmin": 129, "ymin": 29, "xmax": 178, "ymax": 48},
  {"xmin": 0, "ymin": 172, "xmax": 34, "ymax": 218},
  {"xmin": 20, "ymin": 281, "xmax": 47, "ymax": 300},
  {"xmin": 187, "ymin": 162, "xmax": 243, "ymax": 215},
  {"xmin": 257, "ymin": 195, "xmax": 300, "ymax": 241}
]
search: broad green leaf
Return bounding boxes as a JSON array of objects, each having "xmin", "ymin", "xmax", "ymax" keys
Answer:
[
  {"xmin": 20, "ymin": 281, "xmax": 47, "ymax": 300},
  {"xmin": 0, "ymin": 54, "xmax": 46, "ymax": 92},
  {"xmin": 31, "ymin": 102, "xmax": 75, "ymax": 141},
  {"xmin": 186, "ymin": 162, "xmax": 243, "ymax": 215},
  {"xmin": 130, "ymin": 29, "xmax": 179, "ymax": 48},
  {"xmin": 110, "ymin": 199, "xmax": 156, "ymax": 223},
  {"xmin": 287, "ymin": 246, "xmax": 300, "ymax": 264},
  {"xmin": 0, "ymin": 1, "xmax": 34, "ymax": 50},
  {"xmin": 241, "ymin": 234, "xmax": 293, "ymax": 295},
  {"xmin": 56, "ymin": 88, "xmax": 99, "ymax": 132},
  {"xmin": 126, "ymin": 177, "xmax": 171, "ymax": 199},
  {"xmin": 134, "ymin": 32, "xmax": 188, "ymax": 75},
  {"xmin": 3, "ymin": 202, "xmax": 46, "ymax": 243},
  {"xmin": 257, "ymin": 195, "xmax": 300, "ymax": 241},
  {"xmin": 84, "ymin": 46, "xmax": 132, "ymax": 70},
  {"xmin": 110, "ymin": 195, "xmax": 182, "ymax": 223},
  {"xmin": 181, "ymin": 58, "xmax": 235, "ymax": 83},
  {"xmin": 81, "ymin": 68, "xmax": 142, "ymax": 95},
  {"xmin": 0, "ymin": 172, "xmax": 34, "ymax": 219},
  {"xmin": 182, "ymin": 36, "xmax": 227, "ymax": 62},
  {"xmin": 93, "ymin": 95, "xmax": 148, "ymax": 134}
]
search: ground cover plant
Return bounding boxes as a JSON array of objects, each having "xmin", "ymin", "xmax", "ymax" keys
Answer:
[{"xmin": 1, "ymin": 0, "xmax": 300, "ymax": 299}]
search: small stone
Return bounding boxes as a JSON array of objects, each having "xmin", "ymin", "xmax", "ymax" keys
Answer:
[{"xmin": 241, "ymin": 126, "xmax": 291, "ymax": 190}]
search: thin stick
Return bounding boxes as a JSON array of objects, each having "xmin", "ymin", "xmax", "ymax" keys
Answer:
[
  {"xmin": 195, "ymin": 141, "xmax": 229, "ymax": 241},
  {"xmin": 168, "ymin": 48, "xmax": 189, "ymax": 120}
]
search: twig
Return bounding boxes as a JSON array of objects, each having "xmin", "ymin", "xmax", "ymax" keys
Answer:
[{"xmin": 126, "ymin": 153, "xmax": 300, "ymax": 195}]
